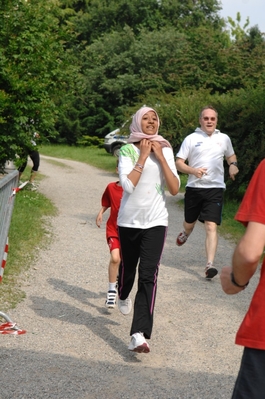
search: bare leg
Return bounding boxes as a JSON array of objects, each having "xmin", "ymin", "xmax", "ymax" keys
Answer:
[
  {"xmin": 109, "ymin": 248, "xmax": 120, "ymax": 284},
  {"xmin": 29, "ymin": 170, "xmax": 37, "ymax": 183},
  {"xmin": 204, "ymin": 221, "xmax": 218, "ymax": 263},
  {"xmin": 183, "ymin": 220, "xmax": 196, "ymax": 235},
  {"xmin": 176, "ymin": 220, "xmax": 196, "ymax": 246},
  {"xmin": 106, "ymin": 248, "xmax": 120, "ymax": 308}
]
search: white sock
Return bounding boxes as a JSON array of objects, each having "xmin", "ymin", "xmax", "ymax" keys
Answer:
[{"xmin": 109, "ymin": 282, "xmax": 116, "ymax": 291}]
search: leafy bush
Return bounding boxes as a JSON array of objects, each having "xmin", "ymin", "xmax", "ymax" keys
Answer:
[
  {"xmin": 217, "ymin": 88, "xmax": 265, "ymax": 199},
  {"xmin": 133, "ymin": 87, "xmax": 265, "ymax": 200},
  {"xmin": 76, "ymin": 135, "xmax": 104, "ymax": 147}
]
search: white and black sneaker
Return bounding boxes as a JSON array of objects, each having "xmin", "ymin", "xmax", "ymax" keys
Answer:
[
  {"xmin": 105, "ymin": 290, "xmax": 117, "ymax": 308},
  {"xmin": 205, "ymin": 262, "xmax": 218, "ymax": 279}
]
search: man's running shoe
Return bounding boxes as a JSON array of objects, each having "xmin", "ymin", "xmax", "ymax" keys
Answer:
[
  {"xmin": 118, "ymin": 297, "xmax": 132, "ymax": 315},
  {"xmin": 205, "ymin": 262, "xmax": 218, "ymax": 279},
  {"xmin": 128, "ymin": 332, "xmax": 150, "ymax": 353},
  {"xmin": 105, "ymin": 290, "xmax": 117, "ymax": 308},
  {"xmin": 176, "ymin": 231, "xmax": 189, "ymax": 246}
]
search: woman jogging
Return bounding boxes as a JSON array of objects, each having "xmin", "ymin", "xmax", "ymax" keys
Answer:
[{"xmin": 117, "ymin": 106, "xmax": 180, "ymax": 353}]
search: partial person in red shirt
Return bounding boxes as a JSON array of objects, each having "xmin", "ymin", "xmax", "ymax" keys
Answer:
[
  {"xmin": 96, "ymin": 161, "xmax": 123, "ymax": 309},
  {"xmin": 220, "ymin": 159, "xmax": 265, "ymax": 399}
]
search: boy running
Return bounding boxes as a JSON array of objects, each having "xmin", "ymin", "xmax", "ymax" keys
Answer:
[{"xmin": 96, "ymin": 162, "xmax": 123, "ymax": 308}]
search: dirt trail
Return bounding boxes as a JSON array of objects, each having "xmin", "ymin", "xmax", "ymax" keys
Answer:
[{"xmin": 0, "ymin": 155, "xmax": 257, "ymax": 399}]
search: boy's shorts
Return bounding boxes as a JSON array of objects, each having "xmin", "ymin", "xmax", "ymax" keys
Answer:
[
  {"xmin": 184, "ymin": 187, "xmax": 224, "ymax": 225},
  {"xmin": 107, "ymin": 237, "xmax": 120, "ymax": 253}
]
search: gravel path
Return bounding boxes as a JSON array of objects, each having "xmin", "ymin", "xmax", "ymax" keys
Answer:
[{"xmin": 0, "ymin": 155, "xmax": 258, "ymax": 399}]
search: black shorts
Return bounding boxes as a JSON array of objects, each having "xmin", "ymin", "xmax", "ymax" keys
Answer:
[
  {"xmin": 232, "ymin": 347, "xmax": 265, "ymax": 399},
  {"xmin": 18, "ymin": 150, "xmax": 40, "ymax": 173},
  {"xmin": 29, "ymin": 150, "xmax": 40, "ymax": 172},
  {"xmin": 184, "ymin": 187, "xmax": 224, "ymax": 225}
]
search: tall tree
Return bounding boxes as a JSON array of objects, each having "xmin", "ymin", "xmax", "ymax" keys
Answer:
[
  {"xmin": 63, "ymin": 0, "xmax": 222, "ymax": 45},
  {"xmin": 0, "ymin": 0, "xmax": 78, "ymax": 166}
]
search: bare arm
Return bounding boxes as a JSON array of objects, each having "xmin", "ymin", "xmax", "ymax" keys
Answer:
[
  {"xmin": 226, "ymin": 154, "xmax": 239, "ymax": 181},
  {"xmin": 96, "ymin": 206, "xmax": 108, "ymax": 227},
  {"xmin": 220, "ymin": 222, "xmax": 265, "ymax": 294},
  {"xmin": 125, "ymin": 139, "xmax": 151, "ymax": 187},
  {"xmin": 175, "ymin": 157, "xmax": 207, "ymax": 179}
]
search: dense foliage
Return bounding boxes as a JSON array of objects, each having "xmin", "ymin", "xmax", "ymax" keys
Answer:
[
  {"xmin": 0, "ymin": 0, "xmax": 264, "ymax": 198},
  {"xmin": 0, "ymin": 0, "xmax": 79, "ymax": 167}
]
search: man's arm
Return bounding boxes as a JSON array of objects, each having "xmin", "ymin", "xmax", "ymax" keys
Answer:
[
  {"xmin": 175, "ymin": 157, "xmax": 207, "ymax": 178},
  {"xmin": 226, "ymin": 154, "xmax": 239, "ymax": 181},
  {"xmin": 220, "ymin": 222, "xmax": 265, "ymax": 294}
]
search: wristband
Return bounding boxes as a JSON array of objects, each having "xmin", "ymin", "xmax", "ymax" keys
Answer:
[
  {"xmin": 229, "ymin": 162, "xmax": 238, "ymax": 167},
  {"xmin": 136, "ymin": 163, "xmax": 144, "ymax": 169},
  {"xmin": 133, "ymin": 168, "xmax": 142, "ymax": 174},
  {"xmin": 230, "ymin": 272, "xmax": 249, "ymax": 289}
]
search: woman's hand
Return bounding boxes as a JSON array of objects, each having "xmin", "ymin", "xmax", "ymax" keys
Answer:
[
  {"xmin": 151, "ymin": 141, "xmax": 163, "ymax": 160},
  {"xmin": 139, "ymin": 139, "xmax": 152, "ymax": 160}
]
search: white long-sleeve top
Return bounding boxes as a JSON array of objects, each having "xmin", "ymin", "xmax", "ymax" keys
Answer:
[{"xmin": 118, "ymin": 144, "xmax": 180, "ymax": 228}]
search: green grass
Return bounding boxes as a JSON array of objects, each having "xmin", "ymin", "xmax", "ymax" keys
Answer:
[
  {"xmin": 0, "ymin": 168, "xmax": 57, "ymax": 311},
  {"xmin": 219, "ymin": 200, "xmax": 245, "ymax": 242},
  {"xmin": 179, "ymin": 173, "xmax": 187, "ymax": 193},
  {"xmin": 0, "ymin": 145, "xmax": 117, "ymax": 311},
  {"xmin": 40, "ymin": 144, "xmax": 118, "ymax": 172}
]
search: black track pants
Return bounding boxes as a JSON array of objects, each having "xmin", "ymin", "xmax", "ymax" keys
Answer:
[{"xmin": 118, "ymin": 225, "xmax": 167, "ymax": 339}]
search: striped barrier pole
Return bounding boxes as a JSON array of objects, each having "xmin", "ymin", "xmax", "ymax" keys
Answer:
[
  {"xmin": 0, "ymin": 180, "xmax": 28, "ymax": 335},
  {"xmin": 0, "ymin": 237, "xmax": 8, "ymax": 283}
]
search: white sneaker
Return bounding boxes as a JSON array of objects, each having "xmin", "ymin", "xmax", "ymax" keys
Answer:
[
  {"xmin": 128, "ymin": 332, "xmax": 150, "ymax": 353},
  {"xmin": 118, "ymin": 297, "xmax": 132, "ymax": 315}
]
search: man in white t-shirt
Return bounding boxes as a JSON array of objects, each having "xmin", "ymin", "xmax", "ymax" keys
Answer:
[{"xmin": 175, "ymin": 106, "xmax": 239, "ymax": 278}]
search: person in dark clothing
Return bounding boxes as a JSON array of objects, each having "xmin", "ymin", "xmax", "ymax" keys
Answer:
[{"xmin": 18, "ymin": 133, "xmax": 40, "ymax": 189}]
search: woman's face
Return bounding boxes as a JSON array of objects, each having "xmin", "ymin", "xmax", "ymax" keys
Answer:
[{"xmin": 141, "ymin": 111, "xmax": 158, "ymax": 135}]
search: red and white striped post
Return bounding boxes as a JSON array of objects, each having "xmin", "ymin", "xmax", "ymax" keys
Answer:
[{"xmin": 0, "ymin": 237, "xmax": 8, "ymax": 283}]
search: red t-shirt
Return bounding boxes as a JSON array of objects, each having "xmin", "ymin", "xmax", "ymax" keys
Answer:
[
  {"xmin": 101, "ymin": 181, "xmax": 123, "ymax": 240},
  {"xmin": 235, "ymin": 159, "xmax": 265, "ymax": 349}
]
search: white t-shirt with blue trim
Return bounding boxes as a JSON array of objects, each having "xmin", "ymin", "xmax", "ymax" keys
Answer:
[{"xmin": 176, "ymin": 128, "xmax": 235, "ymax": 189}]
